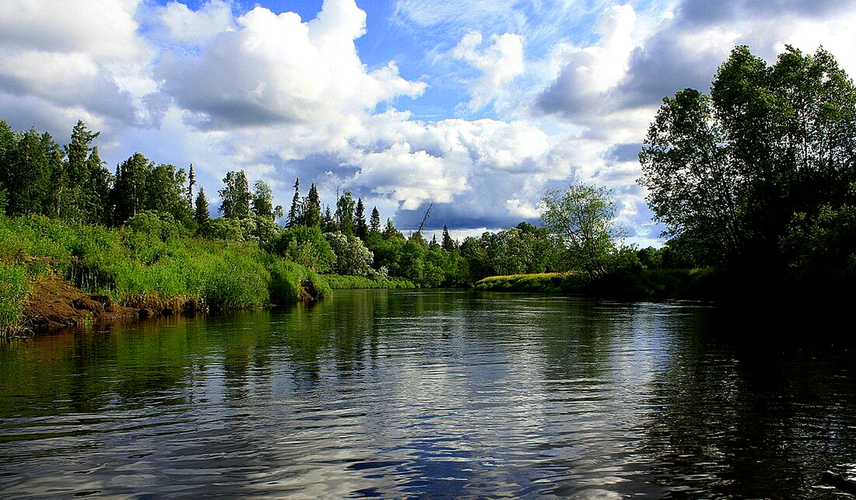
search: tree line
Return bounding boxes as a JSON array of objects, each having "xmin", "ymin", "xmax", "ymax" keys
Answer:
[{"xmin": 0, "ymin": 117, "xmax": 685, "ymax": 289}]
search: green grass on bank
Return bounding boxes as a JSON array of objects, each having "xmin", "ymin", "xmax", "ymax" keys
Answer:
[
  {"xmin": 476, "ymin": 268, "xmax": 724, "ymax": 300},
  {"xmin": 0, "ymin": 215, "xmax": 330, "ymax": 335},
  {"xmin": 476, "ymin": 272, "xmax": 589, "ymax": 293},
  {"xmin": 323, "ymin": 274, "xmax": 416, "ymax": 289},
  {"xmin": 0, "ymin": 262, "xmax": 28, "ymax": 334}
]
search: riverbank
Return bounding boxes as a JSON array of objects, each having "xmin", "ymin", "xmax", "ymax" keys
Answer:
[
  {"xmin": 0, "ymin": 215, "xmax": 330, "ymax": 336},
  {"xmin": 476, "ymin": 268, "xmax": 725, "ymax": 300}
]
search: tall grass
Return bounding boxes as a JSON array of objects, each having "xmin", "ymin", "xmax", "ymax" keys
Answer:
[
  {"xmin": 476, "ymin": 272, "xmax": 589, "ymax": 293},
  {"xmin": 323, "ymin": 274, "xmax": 416, "ymax": 289},
  {"xmin": 0, "ymin": 215, "xmax": 329, "ymax": 325},
  {"xmin": 0, "ymin": 262, "xmax": 28, "ymax": 335}
]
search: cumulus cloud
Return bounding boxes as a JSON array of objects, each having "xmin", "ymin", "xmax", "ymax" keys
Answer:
[
  {"xmin": 0, "ymin": 0, "xmax": 149, "ymax": 135},
  {"xmin": 159, "ymin": 0, "xmax": 235, "ymax": 45},
  {"xmin": 155, "ymin": 0, "xmax": 425, "ymax": 129},
  {"xmin": 452, "ymin": 32, "xmax": 525, "ymax": 112},
  {"xmin": 537, "ymin": 4, "xmax": 637, "ymax": 119}
]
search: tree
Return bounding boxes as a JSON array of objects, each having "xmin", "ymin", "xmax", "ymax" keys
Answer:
[
  {"xmin": 325, "ymin": 231, "xmax": 374, "ymax": 276},
  {"xmin": 336, "ymin": 191, "xmax": 355, "ymax": 236},
  {"xmin": 354, "ymin": 198, "xmax": 368, "ymax": 239},
  {"xmin": 370, "ymin": 207, "xmax": 381, "ymax": 234},
  {"xmin": 639, "ymin": 45, "xmax": 856, "ymax": 270},
  {"xmin": 383, "ymin": 218, "xmax": 401, "ymax": 240},
  {"xmin": 219, "ymin": 170, "xmax": 251, "ymax": 219},
  {"xmin": 113, "ymin": 153, "xmax": 150, "ymax": 223},
  {"xmin": 541, "ymin": 183, "xmax": 620, "ymax": 277},
  {"xmin": 322, "ymin": 205, "xmax": 336, "ymax": 233},
  {"xmin": 251, "ymin": 179, "xmax": 283, "ymax": 220},
  {"xmin": 303, "ymin": 184, "xmax": 322, "ymax": 227},
  {"xmin": 187, "ymin": 164, "xmax": 196, "ymax": 206},
  {"xmin": 194, "ymin": 187, "xmax": 210, "ymax": 224},
  {"xmin": 441, "ymin": 225, "xmax": 455, "ymax": 251},
  {"xmin": 287, "ymin": 178, "xmax": 301, "ymax": 227}
]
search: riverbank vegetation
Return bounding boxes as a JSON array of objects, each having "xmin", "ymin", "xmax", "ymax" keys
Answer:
[{"xmin": 639, "ymin": 45, "xmax": 856, "ymax": 303}]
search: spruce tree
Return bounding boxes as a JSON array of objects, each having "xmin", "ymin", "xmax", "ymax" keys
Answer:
[
  {"xmin": 430, "ymin": 234, "xmax": 440, "ymax": 250},
  {"xmin": 354, "ymin": 198, "xmax": 368, "ymax": 239},
  {"xmin": 187, "ymin": 163, "xmax": 195, "ymax": 206},
  {"xmin": 303, "ymin": 183, "xmax": 322, "ymax": 227},
  {"xmin": 287, "ymin": 178, "xmax": 302, "ymax": 227},
  {"xmin": 442, "ymin": 225, "xmax": 455, "ymax": 251},
  {"xmin": 194, "ymin": 187, "xmax": 210, "ymax": 224},
  {"xmin": 323, "ymin": 205, "xmax": 336, "ymax": 233},
  {"xmin": 370, "ymin": 207, "xmax": 381, "ymax": 234}
]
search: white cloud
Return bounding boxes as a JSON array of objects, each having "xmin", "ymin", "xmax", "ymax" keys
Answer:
[
  {"xmin": 537, "ymin": 4, "xmax": 637, "ymax": 119},
  {"xmin": 452, "ymin": 32, "xmax": 525, "ymax": 112},
  {"xmin": 155, "ymin": 0, "xmax": 425, "ymax": 129},
  {"xmin": 0, "ymin": 0, "xmax": 151, "ymax": 137},
  {"xmin": 0, "ymin": 0, "xmax": 146, "ymax": 61},
  {"xmin": 160, "ymin": 0, "xmax": 235, "ymax": 45}
]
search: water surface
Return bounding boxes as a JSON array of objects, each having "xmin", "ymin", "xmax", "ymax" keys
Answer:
[{"xmin": 1, "ymin": 290, "xmax": 854, "ymax": 498}]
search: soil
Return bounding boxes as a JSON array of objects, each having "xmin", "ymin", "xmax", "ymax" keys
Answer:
[{"xmin": 24, "ymin": 277, "xmax": 162, "ymax": 332}]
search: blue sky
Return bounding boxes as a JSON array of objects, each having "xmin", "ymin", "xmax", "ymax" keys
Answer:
[{"xmin": 1, "ymin": 0, "xmax": 854, "ymax": 243}]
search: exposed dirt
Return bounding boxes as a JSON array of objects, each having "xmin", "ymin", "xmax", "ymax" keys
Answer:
[{"xmin": 24, "ymin": 277, "xmax": 162, "ymax": 332}]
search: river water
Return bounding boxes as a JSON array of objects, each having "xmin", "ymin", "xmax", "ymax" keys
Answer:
[{"xmin": 1, "ymin": 290, "xmax": 854, "ymax": 498}]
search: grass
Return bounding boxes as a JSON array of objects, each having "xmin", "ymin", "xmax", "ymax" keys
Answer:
[
  {"xmin": 323, "ymin": 274, "xmax": 416, "ymax": 289},
  {"xmin": 0, "ymin": 262, "xmax": 28, "ymax": 335},
  {"xmin": 0, "ymin": 214, "xmax": 330, "ymax": 334},
  {"xmin": 476, "ymin": 268, "xmax": 723, "ymax": 300},
  {"xmin": 476, "ymin": 272, "xmax": 589, "ymax": 293}
]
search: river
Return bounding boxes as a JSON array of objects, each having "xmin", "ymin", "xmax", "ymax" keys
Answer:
[{"xmin": 1, "ymin": 290, "xmax": 854, "ymax": 498}]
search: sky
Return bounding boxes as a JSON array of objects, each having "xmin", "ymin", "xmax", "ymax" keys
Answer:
[{"xmin": 1, "ymin": 0, "xmax": 855, "ymax": 244}]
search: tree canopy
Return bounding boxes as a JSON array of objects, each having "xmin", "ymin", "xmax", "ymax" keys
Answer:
[{"xmin": 639, "ymin": 45, "xmax": 856, "ymax": 273}]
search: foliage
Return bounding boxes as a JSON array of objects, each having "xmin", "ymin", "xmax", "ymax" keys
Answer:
[
  {"xmin": 219, "ymin": 170, "xmax": 251, "ymax": 219},
  {"xmin": 194, "ymin": 187, "xmax": 210, "ymax": 224},
  {"xmin": 251, "ymin": 179, "xmax": 283, "ymax": 220},
  {"xmin": 335, "ymin": 191, "xmax": 356, "ymax": 236},
  {"xmin": 0, "ymin": 215, "xmax": 328, "ymax": 315},
  {"xmin": 325, "ymin": 231, "xmax": 373, "ymax": 276},
  {"xmin": 639, "ymin": 45, "xmax": 856, "ymax": 274},
  {"xmin": 275, "ymin": 226, "xmax": 337, "ymax": 273},
  {"xmin": 541, "ymin": 183, "xmax": 621, "ymax": 277}
]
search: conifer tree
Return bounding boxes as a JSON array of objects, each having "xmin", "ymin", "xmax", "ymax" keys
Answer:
[
  {"xmin": 354, "ymin": 197, "xmax": 368, "ymax": 239},
  {"xmin": 370, "ymin": 206, "xmax": 381, "ymax": 234},
  {"xmin": 323, "ymin": 205, "xmax": 336, "ymax": 233},
  {"xmin": 430, "ymin": 234, "xmax": 440, "ymax": 250},
  {"xmin": 287, "ymin": 178, "xmax": 302, "ymax": 227},
  {"xmin": 442, "ymin": 225, "xmax": 455, "ymax": 251},
  {"xmin": 187, "ymin": 163, "xmax": 195, "ymax": 206},
  {"xmin": 303, "ymin": 183, "xmax": 322, "ymax": 227},
  {"xmin": 194, "ymin": 187, "xmax": 210, "ymax": 224}
]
